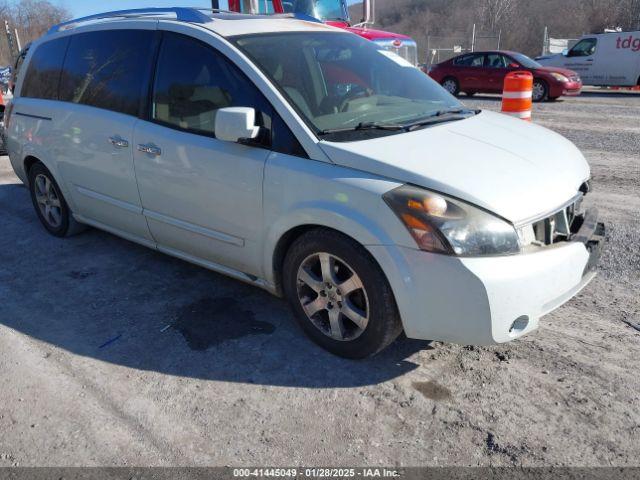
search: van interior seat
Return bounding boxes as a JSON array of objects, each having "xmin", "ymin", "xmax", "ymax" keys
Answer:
[{"xmin": 157, "ymin": 84, "xmax": 231, "ymax": 132}]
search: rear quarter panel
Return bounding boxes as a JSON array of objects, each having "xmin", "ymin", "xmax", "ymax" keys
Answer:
[{"xmin": 6, "ymin": 98, "xmax": 74, "ymax": 205}]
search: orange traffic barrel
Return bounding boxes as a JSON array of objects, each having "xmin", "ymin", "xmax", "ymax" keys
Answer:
[{"xmin": 501, "ymin": 71, "xmax": 533, "ymax": 121}]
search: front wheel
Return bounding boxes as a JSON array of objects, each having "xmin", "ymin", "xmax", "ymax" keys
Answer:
[
  {"xmin": 532, "ymin": 79, "xmax": 548, "ymax": 102},
  {"xmin": 283, "ymin": 229, "xmax": 402, "ymax": 359}
]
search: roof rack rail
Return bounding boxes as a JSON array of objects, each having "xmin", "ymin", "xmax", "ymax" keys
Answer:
[{"xmin": 47, "ymin": 7, "xmax": 213, "ymax": 35}]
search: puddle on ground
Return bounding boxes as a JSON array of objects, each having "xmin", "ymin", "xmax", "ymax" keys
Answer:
[
  {"xmin": 413, "ymin": 381, "xmax": 452, "ymax": 401},
  {"xmin": 173, "ymin": 297, "xmax": 275, "ymax": 351}
]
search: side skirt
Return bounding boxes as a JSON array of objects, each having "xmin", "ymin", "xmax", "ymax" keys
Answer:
[{"xmin": 73, "ymin": 213, "xmax": 278, "ymax": 295}]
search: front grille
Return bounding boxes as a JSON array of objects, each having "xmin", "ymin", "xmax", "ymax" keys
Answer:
[
  {"xmin": 517, "ymin": 193, "xmax": 587, "ymax": 249},
  {"xmin": 374, "ymin": 39, "xmax": 419, "ymax": 66}
]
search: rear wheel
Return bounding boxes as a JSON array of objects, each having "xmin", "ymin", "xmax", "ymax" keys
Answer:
[
  {"xmin": 283, "ymin": 229, "xmax": 402, "ymax": 359},
  {"xmin": 28, "ymin": 162, "xmax": 85, "ymax": 237},
  {"xmin": 441, "ymin": 77, "xmax": 460, "ymax": 96},
  {"xmin": 532, "ymin": 79, "xmax": 548, "ymax": 102}
]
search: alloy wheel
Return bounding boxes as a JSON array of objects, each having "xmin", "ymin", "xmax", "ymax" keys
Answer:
[
  {"xmin": 533, "ymin": 81, "xmax": 546, "ymax": 102},
  {"xmin": 296, "ymin": 252, "xmax": 369, "ymax": 342},
  {"xmin": 34, "ymin": 174, "xmax": 63, "ymax": 229},
  {"xmin": 442, "ymin": 79, "xmax": 458, "ymax": 94}
]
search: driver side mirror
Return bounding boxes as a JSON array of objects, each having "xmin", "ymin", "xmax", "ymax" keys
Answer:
[{"xmin": 215, "ymin": 107, "xmax": 261, "ymax": 143}]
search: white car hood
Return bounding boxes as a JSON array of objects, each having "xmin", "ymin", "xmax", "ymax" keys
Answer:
[{"xmin": 319, "ymin": 110, "xmax": 590, "ymax": 225}]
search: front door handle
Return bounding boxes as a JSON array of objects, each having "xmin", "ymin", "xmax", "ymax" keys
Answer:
[
  {"xmin": 109, "ymin": 136, "xmax": 129, "ymax": 148},
  {"xmin": 137, "ymin": 143, "xmax": 162, "ymax": 157}
]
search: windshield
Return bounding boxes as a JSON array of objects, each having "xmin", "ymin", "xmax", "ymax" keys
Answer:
[
  {"xmin": 511, "ymin": 53, "xmax": 542, "ymax": 69},
  {"xmin": 233, "ymin": 32, "xmax": 464, "ymax": 140},
  {"xmin": 282, "ymin": 0, "xmax": 347, "ymax": 21}
]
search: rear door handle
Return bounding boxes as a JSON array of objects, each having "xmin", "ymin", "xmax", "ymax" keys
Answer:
[
  {"xmin": 109, "ymin": 136, "xmax": 129, "ymax": 148},
  {"xmin": 137, "ymin": 143, "xmax": 162, "ymax": 156}
]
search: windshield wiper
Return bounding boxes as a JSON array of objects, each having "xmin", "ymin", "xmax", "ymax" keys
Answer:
[
  {"xmin": 318, "ymin": 109, "xmax": 480, "ymax": 136},
  {"xmin": 318, "ymin": 121, "xmax": 405, "ymax": 135},
  {"xmin": 403, "ymin": 108, "xmax": 480, "ymax": 131}
]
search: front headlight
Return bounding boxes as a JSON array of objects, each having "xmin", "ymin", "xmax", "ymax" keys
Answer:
[
  {"xmin": 550, "ymin": 72, "xmax": 569, "ymax": 83},
  {"xmin": 383, "ymin": 185, "xmax": 521, "ymax": 256}
]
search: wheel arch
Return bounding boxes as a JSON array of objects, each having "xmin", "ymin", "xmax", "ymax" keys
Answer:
[
  {"xmin": 21, "ymin": 151, "xmax": 78, "ymax": 213},
  {"xmin": 23, "ymin": 155, "xmax": 41, "ymax": 178},
  {"xmin": 268, "ymin": 221, "xmax": 397, "ymax": 298}
]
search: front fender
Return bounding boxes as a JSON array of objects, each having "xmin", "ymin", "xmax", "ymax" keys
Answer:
[
  {"xmin": 262, "ymin": 153, "xmax": 412, "ymax": 287},
  {"xmin": 262, "ymin": 199, "xmax": 401, "ymax": 286}
]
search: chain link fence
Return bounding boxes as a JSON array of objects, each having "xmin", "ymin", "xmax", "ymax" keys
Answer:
[{"xmin": 424, "ymin": 26, "xmax": 501, "ymax": 66}]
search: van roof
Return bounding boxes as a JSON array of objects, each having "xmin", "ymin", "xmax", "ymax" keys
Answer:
[{"xmin": 47, "ymin": 7, "xmax": 337, "ymax": 38}]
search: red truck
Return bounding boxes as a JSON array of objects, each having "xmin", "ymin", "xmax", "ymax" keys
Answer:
[{"xmin": 212, "ymin": 0, "xmax": 418, "ymax": 66}]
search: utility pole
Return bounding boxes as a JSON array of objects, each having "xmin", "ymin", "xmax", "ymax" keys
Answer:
[
  {"xmin": 14, "ymin": 28, "xmax": 21, "ymax": 52},
  {"xmin": 471, "ymin": 23, "xmax": 476, "ymax": 52},
  {"xmin": 4, "ymin": 20, "xmax": 18, "ymax": 60}
]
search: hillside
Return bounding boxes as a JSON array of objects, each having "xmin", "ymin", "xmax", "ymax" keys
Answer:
[{"xmin": 349, "ymin": 0, "xmax": 640, "ymax": 63}]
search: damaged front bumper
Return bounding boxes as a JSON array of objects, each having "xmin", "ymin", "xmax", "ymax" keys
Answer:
[
  {"xmin": 367, "ymin": 209, "xmax": 606, "ymax": 346},
  {"xmin": 572, "ymin": 208, "xmax": 606, "ymax": 276}
]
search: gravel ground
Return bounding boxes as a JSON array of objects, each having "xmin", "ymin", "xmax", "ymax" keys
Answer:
[{"xmin": 0, "ymin": 90, "xmax": 639, "ymax": 467}]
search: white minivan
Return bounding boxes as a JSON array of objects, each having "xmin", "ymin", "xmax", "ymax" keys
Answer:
[
  {"xmin": 537, "ymin": 31, "xmax": 640, "ymax": 87},
  {"xmin": 5, "ymin": 8, "xmax": 605, "ymax": 358}
]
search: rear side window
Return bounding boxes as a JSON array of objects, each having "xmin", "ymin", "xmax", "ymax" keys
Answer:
[
  {"xmin": 21, "ymin": 37, "xmax": 69, "ymax": 100},
  {"xmin": 59, "ymin": 30, "xmax": 155, "ymax": 116},
  {"xmin": 152, "ymin": 32, "xmax": 271, "ymax": 139}
]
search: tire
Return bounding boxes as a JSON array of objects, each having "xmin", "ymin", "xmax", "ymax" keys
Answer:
[
  {"xmin": 441, "ymin": 77, "xmax": 460, "ymax": 96},
  {"xmin": 28, "ymin": 162, "xmax": 85, "ymax": 237},
  {"xmin": 283, "ymin": 229, "xmax": 402, "ymax": 359},
  {"xmin": 532, "ymin": 79, "xmax": 548, "ymax": 102}
]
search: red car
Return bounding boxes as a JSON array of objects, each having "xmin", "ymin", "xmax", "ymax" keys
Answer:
[{"xmin": 426, "ymin": 50, "xmax": 582, "ymax": 102}]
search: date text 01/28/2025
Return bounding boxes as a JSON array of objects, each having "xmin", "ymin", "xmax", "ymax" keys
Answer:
[{"xmin": 233, "ymin": 468, "xmax": 401, "ymax": 478}]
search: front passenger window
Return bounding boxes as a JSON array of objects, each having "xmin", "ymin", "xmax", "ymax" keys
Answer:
[{"xmin": 152, "ymin": 32, "xmax": 271, "ymax": 138}]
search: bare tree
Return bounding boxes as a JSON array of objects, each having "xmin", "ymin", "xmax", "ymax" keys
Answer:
[
  {"xmin": 476, "ymin": 0, "xmax": 517, "ymax": 31},
  {"xmin": 358, "ymin": 0, "xmax": 640, "ymax": 62},
  {"xmin": 0, "ymin": 0, "xmax": 70, "ymax": 65}
]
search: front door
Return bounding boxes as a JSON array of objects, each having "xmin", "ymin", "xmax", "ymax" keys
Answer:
[
  {"xmin": 133, "ymin": 31, "xmax": 273, "ymax": 276},
  {"xmin": 564, "ymin": 38, "xmax": 598, "ymax": 84}
]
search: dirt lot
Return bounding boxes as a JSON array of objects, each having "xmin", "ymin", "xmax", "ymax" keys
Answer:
[{"xmin": 0, "ymin": 90, "xmax": 639, "ymax": 467}]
